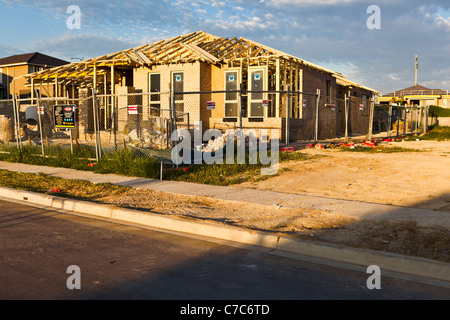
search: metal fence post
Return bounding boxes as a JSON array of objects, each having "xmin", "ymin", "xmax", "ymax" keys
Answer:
[
  {"xmin": 36, "ymin": 97, "xmax": 45, "ymax": 158},
  {"xmin": 92, "ymin": 90, "xmax": 99, "ymax": 161},
  {"xmin": 239, "ymin": 83, "xmax": 243, "ymax": 132},
  {"xmin": 13, "ymin": 94, "xmax": 22, "ymax": 151},
  {"xmin": 367, "ymin": 99, "xmax": 374, "ymax": 140},
  {"xmin": 315, "ymin": 89, "xmax": 320, "ymax": 142},
  {"xmin": 344, "ymin": 93, "xmax": 349, "ymax": 142},
  {"xmin": 286, "ymin": 85, "xmax": 291, "ymax": 147},
  {"xmin": 403, "ymin": 106, "xmax": 407, "ymax": 136},
  {"xmin": 172, "ymin": 89, "xmax": 177, "ymax": 138},
  {"xmin": 387, "ymin": 105, "xmax": 392, "ymax": 138}
]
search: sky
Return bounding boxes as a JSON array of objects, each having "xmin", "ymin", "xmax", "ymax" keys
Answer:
[{"xmin": 0, "ymin": 0, "xmax": 449, "ymax": 94}]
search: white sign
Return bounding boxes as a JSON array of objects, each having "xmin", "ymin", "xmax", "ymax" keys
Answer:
[
  {"xmin": 254, "ymin": 73, "xmax": 261, "ymax": 81},
  {"xmin": 303, "ymin": 100, "xmax": 307, "ymax": 107},
  {"xmin": 206, "ymin": 101, "xmax": 215, "ymax": 110},
  {"xmin": 34, "ymin": 105, "xmax": 45, "ymax": 115},
  {"xmin": 262, "ymin": 99, "xmax": 269, "ymax": 108},
  {"xmin": 128, "ymin": 105, "xmax": 138, "ymax": 114},
  {"xmin": 359, "ymin": 104, "xmax": 364, "ymax": 110}
]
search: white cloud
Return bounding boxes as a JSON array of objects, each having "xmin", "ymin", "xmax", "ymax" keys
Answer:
[
  {"xmin": 27, "ymin": 33, "xmax": 140, "ymax": 61},
  {"xmin": 266, "ymin": 0, "xmax": 364, "ymax": 6},
  {"xmin": 387, "ymin": 74, "xmax": 401, "ymax": 81},
  {"xmin": 434, "ymin": 14, "xmax": 450, "ymax": 31},
  {"xmin": 2, "ymin": 0, "xmax": 450, "ymax": 93}
]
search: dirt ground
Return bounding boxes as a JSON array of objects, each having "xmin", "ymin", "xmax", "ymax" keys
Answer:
[
  {"xmin": 96, "ymin": 140, "xmax": 450, "ymax": 263},
  {"xmin": 244, "ymin": 140, "xmax": 450, "ymax": 211}
]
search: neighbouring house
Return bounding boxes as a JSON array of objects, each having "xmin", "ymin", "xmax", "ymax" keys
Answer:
[
  {"xmin": 377, "ymin": 84, "xmax": 450, "ymax": 108},
  {"xmin": 0, "ymin": 52, "xmax": 68, "ymax": 100},
  {"xmin": 22, "ymin": 31, "xmax": 379, "ymax": 143}
]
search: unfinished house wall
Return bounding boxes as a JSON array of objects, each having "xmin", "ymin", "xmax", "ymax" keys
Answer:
[
  {"xmin": 284, "ymin": 66, "xmax": 338, "ymax": 141},
  {"xmin": 133, "ymin": 62, "xmax": 205, "ymax": 127},
  {"xmin": 349, "ymin": 87, "xmax": 373, "ymax": 136}
]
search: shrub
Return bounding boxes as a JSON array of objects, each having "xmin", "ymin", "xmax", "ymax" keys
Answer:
[{"xmin": 429, "ymin": 105, "xmax": 450, "ymax": 118}]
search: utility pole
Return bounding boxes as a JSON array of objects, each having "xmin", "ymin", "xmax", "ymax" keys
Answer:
[{"xmin": 414, "ymin": 54, "xmax": 418, "ymax": 86}]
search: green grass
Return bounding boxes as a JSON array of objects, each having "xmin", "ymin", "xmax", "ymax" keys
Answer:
[
  {"xmin": 338, "ymin": 145, "xmax": 422, "ymax": 153},
  {"xmin": 0, "ymin": 144, "xmax": 96, "ymax": 170},
  {"xmin": 429, "ymin": 106, "xmax": 450, "ymax": 118},
  {"xmin": 417, "ymin": 126, "xmax": 450, "ymax": 141},
  {"xmin": 0, "ymin": 169, "xmax": 129, "ymax": 201},
  {"xmin": 0, "ymin": 144, "xmax": 315, "ymax": 186}
]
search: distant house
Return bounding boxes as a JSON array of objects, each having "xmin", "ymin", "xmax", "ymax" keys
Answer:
[
  {"xmin": 378, "ymin": 85, "xmax": 450, "ymax": 108},
  {"xmin": 0, "ymin": 52, "xmax": 68, "ymax": 99}
]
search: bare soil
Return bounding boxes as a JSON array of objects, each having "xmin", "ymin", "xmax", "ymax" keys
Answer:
[{"xmin": 96, "ymin": 140, "xmax": 450, "ymax": 263}]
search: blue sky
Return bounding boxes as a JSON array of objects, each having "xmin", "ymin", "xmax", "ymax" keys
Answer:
[{"xmin": 0, "ymin": 0, "xmax": 449, "ymax": 94}]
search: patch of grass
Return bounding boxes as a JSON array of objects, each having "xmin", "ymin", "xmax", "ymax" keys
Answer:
[
  {"xmin": 0, "ymin": 169, "xmax": 129, "ymax": 201},
  {"xmin": 96, "ymin": 149, "xmax": 161, "ymax": 178},
  {"xmin": 429, "ymin": 106, "xmax": 450, "ymax": 118},
  {"xmin": 418, "ymin": 126, "xmax": 450, "ymax": 141},
  {"xmin": 0, "ymin": 143, "xmax": 317, "ymax": 186},
  {"xmin": 338, "ymin": 146, "xmax": 422, "ymax": 153},
  {"xmin": 0, "ymin": 144, "xmax": 95, "ymax": 170}
]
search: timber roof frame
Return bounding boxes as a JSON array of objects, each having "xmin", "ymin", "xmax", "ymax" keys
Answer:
[{"xmin": 22, "ymin": 30, "xmax": 376, "ymax": 94}]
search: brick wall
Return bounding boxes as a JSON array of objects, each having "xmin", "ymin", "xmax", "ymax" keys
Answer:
[{"xmin": 133, "ymin": 62, "xmax": 204, "ymax": 124}]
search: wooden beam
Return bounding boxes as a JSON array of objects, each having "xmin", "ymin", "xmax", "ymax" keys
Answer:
[{"xmin": 276, "ymin": 58, "xmax": 280, "ymax": 118}]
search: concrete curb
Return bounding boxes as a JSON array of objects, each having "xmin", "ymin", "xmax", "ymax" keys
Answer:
[{"xmin": 1, "ymin": 186, "xmax": 449, "ymax": 283}]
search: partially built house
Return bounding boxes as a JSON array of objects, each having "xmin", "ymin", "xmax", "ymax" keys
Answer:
[{"xmin": 23, "ymin": 31, "xmax": 379, "ymax": 144}]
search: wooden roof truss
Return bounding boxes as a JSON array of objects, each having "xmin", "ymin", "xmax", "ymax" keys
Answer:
[{"xmin": 24, "ymin": 30, "xmax": 353, "ymax": 89}]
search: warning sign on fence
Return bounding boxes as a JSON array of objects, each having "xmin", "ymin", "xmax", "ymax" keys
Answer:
[
  {"xmin": 128, "ymin": 105, "xmax": 138, "ymax": 114},
  {"xmin": 206, "ymin": 101, "xmax": 215, "ymax": 110},
  {"xmin": 54, "ymin": 105, "xmax": 76, "ymax": 129}
]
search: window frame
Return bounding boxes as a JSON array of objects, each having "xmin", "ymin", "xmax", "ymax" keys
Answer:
[
  {"xmin": 224, "ymin": 69, "xmax": 240, "ymax": 118},
  {"xmin": 248, "ymin": 67, "xmax": 267, "ymax": 118}
]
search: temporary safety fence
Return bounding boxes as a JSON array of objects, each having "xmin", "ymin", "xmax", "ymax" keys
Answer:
[
  {"xmin": 373, "ymin": 105, "xmax": 429, "ymax": 138},
  {"xmin": 178, "ymin": 87, "xmax": 378, "ymax": 147},
  {"xmin": 0, "ymin": 88, "xmax": 428, "ymax": 164}
]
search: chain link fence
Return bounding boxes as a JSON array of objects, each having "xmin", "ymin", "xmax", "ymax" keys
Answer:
[
  {"xmin": 0, "ymin": 99, "xmax": 16, "ymax": 149},
  {"xmin": 0, "ymin": 88, "xmax": 430, "ymax": 164}
]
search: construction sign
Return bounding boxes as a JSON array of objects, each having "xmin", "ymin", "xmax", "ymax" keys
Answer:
[
  {"xmin": 54, "ymin": 105, "xmax": 76, "ymax": 129},
  {"xmin": 128, "ymin": 105, "xmax": 138, "ymax": 114},
  {"xmin": 207, "ymin": 101, "xmax": 215, "ymax": 110}
]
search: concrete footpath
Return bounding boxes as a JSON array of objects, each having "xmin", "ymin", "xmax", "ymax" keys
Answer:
[{"xmin": 0, "ymin": 161, "xmax": 449, "ymax": 283}]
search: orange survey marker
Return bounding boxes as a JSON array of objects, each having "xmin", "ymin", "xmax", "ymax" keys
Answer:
[
  {"xmin": 363, "ymin": 141, "xmax": 376, "ymax": 147},
  {"xmin": 164, "ymin": 167, "xmax": 189, "ymax": 172}
]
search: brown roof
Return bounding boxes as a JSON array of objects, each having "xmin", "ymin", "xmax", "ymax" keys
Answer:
[
  {"xmin": 0, "ymin": 52, "xmax": 68, "ymax": 67},
  {"xmin": 384, "ymin": 85, "xmax": 447, "ymax": 97}
]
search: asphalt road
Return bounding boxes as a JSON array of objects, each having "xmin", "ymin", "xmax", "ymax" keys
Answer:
[{"xmin": 0, "ymin": 199, "xmax": 448, "ymax": 304}]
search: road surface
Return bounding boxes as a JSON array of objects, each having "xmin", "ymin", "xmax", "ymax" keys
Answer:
[{"xmin": 0, "ymin": 198, "xmax": 448, "ymax": 304}]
